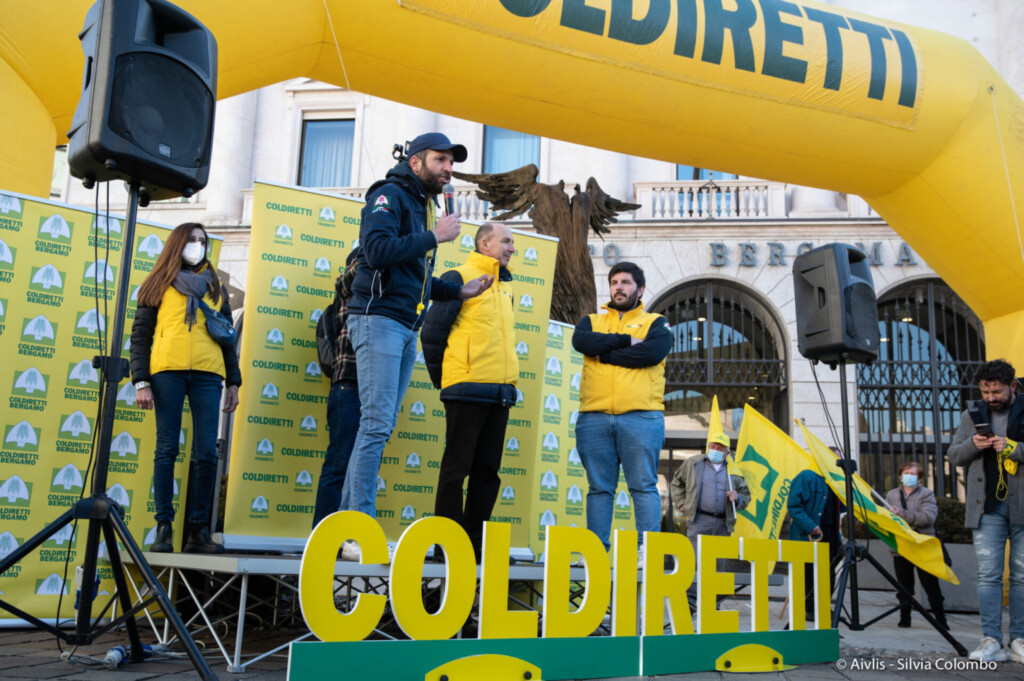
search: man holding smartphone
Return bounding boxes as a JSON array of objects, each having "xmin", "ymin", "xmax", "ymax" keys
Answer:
[{"xmin": 949, "ymin": 359, "xmax": 1024, "ymax": 663}]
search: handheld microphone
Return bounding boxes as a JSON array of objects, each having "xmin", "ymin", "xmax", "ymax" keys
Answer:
[{"xmin": 442, "ymin": 184, "xmax": 456, "ymax": 216}]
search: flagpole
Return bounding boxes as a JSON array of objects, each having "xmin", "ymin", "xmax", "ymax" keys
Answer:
[{"xmin": 726, "ymin": 453, "xmax": 738, "ymax": 518}]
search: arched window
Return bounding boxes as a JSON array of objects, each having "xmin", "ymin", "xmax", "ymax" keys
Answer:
[
  {"xmin": 649, "ymin": 280, "xmax": 788, "ymax": 454},
  {"xmin": 856, "ymin": 279, "xmax": 985, "ymax": 497}
]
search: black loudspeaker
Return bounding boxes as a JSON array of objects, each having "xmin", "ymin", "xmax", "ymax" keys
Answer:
[
  {"xmin": 793, "ymin": 243, "xmax": 880, "ymax": 364},
  {"xmin": 67, "ymin": 0, "xmax": 217, "ymax": 202}
]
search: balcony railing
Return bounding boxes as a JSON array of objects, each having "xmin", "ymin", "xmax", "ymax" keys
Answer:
[{"xmin": 634, "ymin": 180, "xmax": 786, "ymax": 220}]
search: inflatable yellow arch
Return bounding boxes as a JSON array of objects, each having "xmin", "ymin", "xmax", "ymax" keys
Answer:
[{"xmin": 2, "ymin": 0, "xmax": 1023, "ymax": 361}]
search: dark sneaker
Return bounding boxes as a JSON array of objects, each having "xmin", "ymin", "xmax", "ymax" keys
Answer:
[
  {"xmin": 183, "ymin": 525, "xmax": 225, "ymax": 554},
  {"xmin": 151, "ymin": 522, "xmax": 173, "ymax": 553}
]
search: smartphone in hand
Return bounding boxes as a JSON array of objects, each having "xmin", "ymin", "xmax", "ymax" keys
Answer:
[{"xmin": 975, "ymin": 422, "xmax": 994, "ymax": 438}]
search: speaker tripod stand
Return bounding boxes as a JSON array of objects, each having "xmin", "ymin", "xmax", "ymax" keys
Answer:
[
  {"xmin": 826, "ymin": 359, "xmax": 967, "ymax": 657},
  {"xmin": 0, "ymin": 181, "xmax": 216, "ymax": 680}
]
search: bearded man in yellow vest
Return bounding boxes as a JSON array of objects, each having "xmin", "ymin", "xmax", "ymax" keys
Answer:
[
  {"xmin": 422, "ymin": 223, "xmax": 518, "ymax": 562},
  {"xmin": 573, "ymin": 262, "xmax": 672, "ymax": 551}
]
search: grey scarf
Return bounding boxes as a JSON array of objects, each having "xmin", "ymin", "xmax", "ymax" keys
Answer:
[{"xmin": 172, "ymin": 268, "xmax": 217, "ymax": 329}]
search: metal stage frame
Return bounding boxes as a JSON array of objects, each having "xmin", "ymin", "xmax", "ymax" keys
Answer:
[{"xmin": 117, "ymin": 552, "xmax": 787, "ymax": 674}]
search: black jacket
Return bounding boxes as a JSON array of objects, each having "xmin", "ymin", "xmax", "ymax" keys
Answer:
[{"xmin": 347, "ymin": 162, "xmax": 462, "ymax": 329}]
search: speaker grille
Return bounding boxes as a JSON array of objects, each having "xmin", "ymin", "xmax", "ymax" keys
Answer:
[{"xmin": 109, "ymin": 52, "xmax": 213, "ymax": 168}]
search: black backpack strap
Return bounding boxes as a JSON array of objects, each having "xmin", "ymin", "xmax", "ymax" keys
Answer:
[{"xmin": 898, "ymin": 489, "xmax": 908, "ymax": 510}]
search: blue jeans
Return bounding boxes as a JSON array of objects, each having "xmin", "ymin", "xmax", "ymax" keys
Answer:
[
  {"xmin": 150, "ymin": 370, "xmax": 223, "ymax": 526},
  {"xmin": 312, "ymin": 381, "xmax": 362, "ymax": 527},
  {"xmin": 974, "ymin": 500, "xmax": 1024, "ymax": 643},
  {"xmin": 344, "ymin": 314, "xmax": 417, "ymax": 516},
  {"xmin": 575, "ymin": 410, "xmax": 664, "ymax": 549}
]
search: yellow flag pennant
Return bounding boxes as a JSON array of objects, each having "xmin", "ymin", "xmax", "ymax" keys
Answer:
[{"xmin": 796, "ymin": 421, "xmax": 958, "ymax": 585}]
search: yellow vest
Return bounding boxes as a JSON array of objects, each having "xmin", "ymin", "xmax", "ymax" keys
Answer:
[
  {"xmin": 441, "ymin": 251, "xmax": 518, "ymax": 389},
  {"xmin": 579, "ymin": 303, "xmax": 666, "ymax": 413},
  {"xmin": 148, "ymin": 286, "xmax": 227, "ymax": 378}
]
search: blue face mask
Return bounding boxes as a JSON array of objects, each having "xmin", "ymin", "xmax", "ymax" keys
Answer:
[
  {"xmin": 901, "ymin": 473, "xmax": 918, "ymax": 487},
  {"xmin": 707, "ymin": 449, "xmax": 725, "ymax": 464}
]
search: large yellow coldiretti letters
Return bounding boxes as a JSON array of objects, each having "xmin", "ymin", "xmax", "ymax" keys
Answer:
[{"xmin": 300, "ymin": 516, "xmax": 832, "ymax": 642}]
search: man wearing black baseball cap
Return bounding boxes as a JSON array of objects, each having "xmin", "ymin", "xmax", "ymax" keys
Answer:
[{"xmin": 340, "ymin": 133, "xmax": 491, "ymax": 542}]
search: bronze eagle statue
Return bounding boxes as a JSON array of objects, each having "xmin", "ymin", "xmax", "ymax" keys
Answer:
[{"xmin": 453, "ymin": 164, "xmax": 640, "ymax": 325}]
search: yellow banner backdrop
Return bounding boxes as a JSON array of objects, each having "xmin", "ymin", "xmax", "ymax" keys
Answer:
[
  {"xmin": 227, "ymin": 182, "xmax": 559, "ymax": 553},
  {"xmin": 0, "ymin": 189, "xmax": 219, "ymax": 622},
  {"xmin": 797, "ymin": 421, "xmax": 958, "ymax": 584}
]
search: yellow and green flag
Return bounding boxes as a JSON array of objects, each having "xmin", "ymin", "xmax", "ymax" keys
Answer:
[
  {"xmin": 732, "ymin": 404, "xmax": 814, "ymax": 542},
  {"xmin": 796, "ymin": 421, "xmax": 958, "ymax": 584}
]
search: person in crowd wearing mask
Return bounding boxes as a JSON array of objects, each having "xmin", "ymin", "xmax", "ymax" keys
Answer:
[
  {"xmin": 949, "ymin": 358, "xmax": 1024, "ymax": 662},
  {"xmin": 130, "ymin": 223, "xmax": 240, "ymax": 554},
  {"xmin": 788, "ymin": 468, "xmax": 842, "ymax": 622},
  {"xmin": 885, "ymin": 461, "xmax": 946, "ymax": 629},
  {"xmin": 671, "ymin": 433, "xmax": 751, "ymax": 546}
]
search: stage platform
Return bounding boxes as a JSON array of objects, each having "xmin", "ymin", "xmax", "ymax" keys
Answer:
[{"xmin": 118, "ymin": 551, "xmax": 783, "ymax": 674}]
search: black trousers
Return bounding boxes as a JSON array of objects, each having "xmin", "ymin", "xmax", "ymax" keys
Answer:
[
  {"xmin": 893, "ymin": 554, "xmax": 945, "ymax": 621},
  {"xmin": 434, "ymin": 401, "xmax": 510, "ymax": 557},
  {"xmin": 804, "ymin": 525, "xmax": 841, "ymax": 617}
]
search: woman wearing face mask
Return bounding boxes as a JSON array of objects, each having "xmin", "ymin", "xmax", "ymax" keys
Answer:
[
  {"xmin": 130, "ymin": 223, "xmax": 241, "ymax": 554},
  {"xmin": 885, "ymin": 461, "xmax": 947, "ymax": 629}
]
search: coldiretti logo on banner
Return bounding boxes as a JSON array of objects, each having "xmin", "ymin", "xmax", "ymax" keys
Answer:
[
  {"xmin": 429, "ymin": 0, "xmax": 921, "ymax": 127},
  {"xmin": 312, "ymin": 256, "xmax": 332, "ymax": 278},
  {"xmin": 88, "ymin": 216, "xmax": 122, "ymax": 251},
  {"xmin": 56, "ymin": 411, "xmax": 93, "ymax": 443},
  {"xmin": 35, "ymin": 213, "xmax": 74, "ymax": 257},
  {"xmin": 544, "ymin": 356, "xmax": 562, "ymax": 387},
  {"xmin": 20, "ymin": 314, "xmax": 58, "ymax": 358},
  {"xmin": 543, "ymin": 393, "xmax": 561, "ymax": 424},
  {"xmin": 294, "ymin": 470, "xmax": 314, "ymax": 493},
  {"xmin": 0, "ymin": 194, "xmax": 24, "ymax": 229},
  {"xmin": 27, "ymin": 264, "xmax": 65, "ymax": 307},
  {"xmin": 274, "ymin": 223, "xmax": 294, "ymax": 246},
  {"xmin": 0, "ymin": 240, "xmax": 15, "ymax": 283},
  {"xmin": 260, "ymin": 382, "xmax": 281, "ymax": 405},
  {"xmin": 316, "ymin": 206, "xmax": 336, "ymax": 228},
  {"xmin": 11, "ymin": 368, "xmax": 48, "ymax": 409},
  {"xmin": 81, "ymin": 259, "xmax": 116, "ymax": 301},
  {"xmin": 49, "ymin": 464, "xmax": 85, "ymax": 506},
  {"xmin": 133, "ymin": 233, "xmax": 164, "ymax": 271},
  {"xmin": 269, "ymin": 274, "xmax": 289, "ymax": 297},
  {"xmin": 0, "ymin": 475, "xmax": 32, "ymax": 520}
]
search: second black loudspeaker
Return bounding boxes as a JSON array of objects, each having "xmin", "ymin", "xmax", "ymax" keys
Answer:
[
  {"xmin": 66, "ymin": 0, "xmax": 217, "ymax": 201},
  {"xmin": 793, "ymin": 243, "xmax": 879, "ymax": 364}
]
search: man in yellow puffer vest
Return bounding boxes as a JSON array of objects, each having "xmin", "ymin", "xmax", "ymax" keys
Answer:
[
  {"xmin": 421, "ymin": 223, "xmax": 518, "ymax": 561},
  {"xmin": 573, "ymin": 262, "xmax": 672, "ymax": 552}
]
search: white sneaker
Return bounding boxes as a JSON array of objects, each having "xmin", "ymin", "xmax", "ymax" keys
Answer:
[
  {"xmin": 969, "ymin": 636, "xmax": 1007, "ymax": 662},
  {"xmin": 339, "ymin": 541, "xmax": 361, "ymax": 562},
  {"xmin": 1008, "ymin": 638, "xmax": 1024, "ymax": 663}
]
